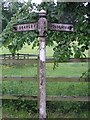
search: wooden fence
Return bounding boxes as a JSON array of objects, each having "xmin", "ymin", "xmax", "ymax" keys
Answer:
[{"xmin": 0, "ymin": 54, "xmax": 90, "ymax": 101}]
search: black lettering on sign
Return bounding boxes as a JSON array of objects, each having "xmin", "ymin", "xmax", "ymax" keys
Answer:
[
  {"xmin": 57, "ymin": 25, "xmax": 59, "ymax": 28},
  {"xmin": 61, "ymin": 26, "xmax": 64, "ymax": 29},
  {"xmin": 58, "ymin": 25, "xmax": 60, "ymax": 28},
  {"xmin": 21, "ymin": 26, "xmax": 23, "ymax": 29},
  {"xmin": 64, "ymin": 26, "xmax": 67, "ymax": 29},
  {"xmin": 19, "ymin": 26, "xmax": 22, "ymax": 29},
  {"xmin": 69, "ymin": 26, "xmax": 72, "ymax": 30},
  {"xmin": 26, "ymin": 25, "xmax": 29, "ymax": 28},
  {"xmin": 28, "ymin": 25, "xmax": 30, "ymax": 28}
]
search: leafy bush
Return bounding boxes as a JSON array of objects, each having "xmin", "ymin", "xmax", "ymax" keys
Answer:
[
  {"xmin": 3, "ymin": 100, "xmax": 89, "ymax": 118},
  {"xmin": 80, "ymin": 68, "xmax": 90, "ymax": 82}
]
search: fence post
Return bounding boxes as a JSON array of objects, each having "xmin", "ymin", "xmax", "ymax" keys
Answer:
[
  {"xmin": 38, "ymin": 10, "xmax": 47, "ymax": 119},
  {"xmin": 17, "ymin": 53, "xmax": 19, "ymax": 59}
]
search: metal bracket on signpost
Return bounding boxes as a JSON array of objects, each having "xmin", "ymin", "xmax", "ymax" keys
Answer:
[{"xmin": 13, "ymin": 9, "xmax": 74, "ymax": 120}]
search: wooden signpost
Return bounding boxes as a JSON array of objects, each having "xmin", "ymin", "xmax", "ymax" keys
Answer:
[
  {"xmin": 13, "ymin": 22, "xmax": 37, "ymax": 32},
  {"xmin": 13, "ymin": 10, "xmax": 73, "ymax": 120},
  {"xmin": 48, "ymin": 23, "xmax": 73, "ymax": 31}
]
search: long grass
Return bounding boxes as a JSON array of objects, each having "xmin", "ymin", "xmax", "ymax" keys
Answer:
[
  {"xmin": 1, "ymin": 44, "xmax": 89, "ymax": 118},
  {"xmin": 2, "ymin": 61, "xmax": 88, "ymax": 77}
]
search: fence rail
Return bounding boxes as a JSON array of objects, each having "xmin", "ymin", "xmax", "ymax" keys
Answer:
[
  {"xmin": 0, "ymin": 95, "xmax": 89, "ymax": 101},
  {"xmin": 0, "ymin": 54, "xmax": 90, "ymax": 102},
  {"xmin": 0, "ymin": 58, "xmax": 90, "ymax": 65},
  {"xmin": 0, "ymin": 54, "xmax": 38, "ymax": 59},
  {"xmin": 0, "ymin": 54, "xmax": 90, "ymax": 64},
  {"xmin": 0, "ymin": 76, "xmax": 88, "ymax": 82}
]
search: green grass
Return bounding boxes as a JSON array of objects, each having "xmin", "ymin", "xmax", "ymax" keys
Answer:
[
  {"xmin": 1, "ymin": 44, "xmax": 89, "ymax": 118},
  {"xmin": 2, "ymin": 81, "xmax": 89, "ymax": 96},
  {"xmin": 46, "ymin": 63, "xmax": 88, "ymax": 77},
  {"xmin": 2, "ymin": 62, "xmax": 89, "ymax": 96},
  {"xmin": 2, "ymin": 62, "xmax": 88, "ymax": 77},
  {"xmin": 2, "ymin": 64, "xmax": 37, "ymax": 77}
]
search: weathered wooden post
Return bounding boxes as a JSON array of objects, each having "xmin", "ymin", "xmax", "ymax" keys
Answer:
[{"xmin": 38, "ymin": 10, "xmax": 47, "ymax": 119}]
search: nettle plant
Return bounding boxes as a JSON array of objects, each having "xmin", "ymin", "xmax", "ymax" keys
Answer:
[{"xmin": 1, "ymin": 2, "xmax": 90, "ymax": 63}]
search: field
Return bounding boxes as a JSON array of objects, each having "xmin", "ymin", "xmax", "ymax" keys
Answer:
[{"xmin": 0, "ymin": 44, "xmax": 90, "ymax": 118}]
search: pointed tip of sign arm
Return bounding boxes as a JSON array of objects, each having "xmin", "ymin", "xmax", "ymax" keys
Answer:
[
  {"xmin": 13, "ymin": 26, "xmax": 17, "ymax": 31},
  {"xmin": 13, "ymin": 22, "xmax": 38, "ymax": 32},
  {"xmin": 48, "ymin": 23, "xmax": 74, "ymax": 32}
]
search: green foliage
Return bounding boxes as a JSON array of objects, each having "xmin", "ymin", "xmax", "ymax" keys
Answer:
[
  {"xmin": 47, "ymin": 101, "xmax": 88, "ymax": 114},
  {"xmin": 80, "ymin": 68, "xmax": 90, "ymax": 82},
  {"xmin": 3, "ymin": 100, "xmax": 89, "ymax": 118},
  {"xmin": 2, "ymin": 1, "xmax": 24, "ymax": 30},
  {"xmin": 1, "ymin": 2, "xmax": 90, "ymax": 62},
  {"xmin": 1, "ymin": 2, "xmax": 38, "ymax": 54}
]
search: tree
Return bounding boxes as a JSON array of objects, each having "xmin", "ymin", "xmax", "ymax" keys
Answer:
[
  {"xmin": 2, "ymin": 1, "xmax": 24, "ymax": 30},
  {"xmin": 1, "ymin": 2, "xmax": 90, "ymax": 63}
]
